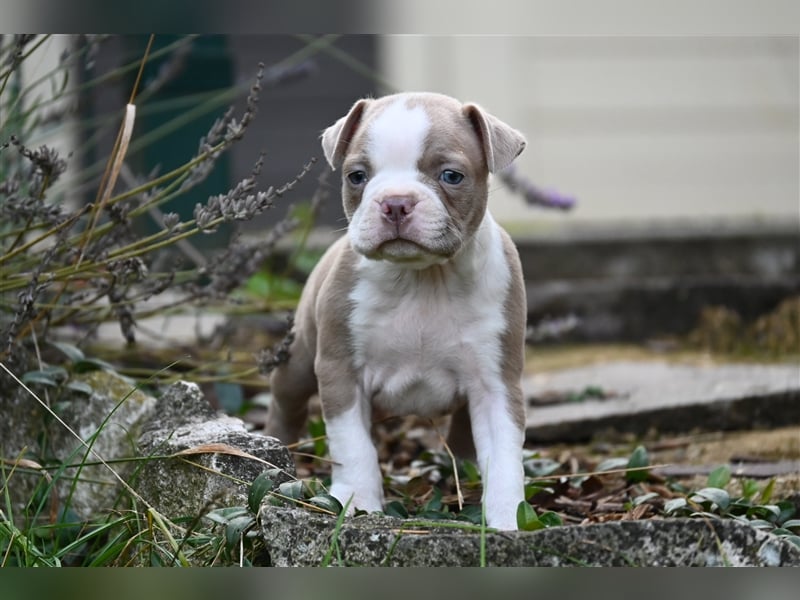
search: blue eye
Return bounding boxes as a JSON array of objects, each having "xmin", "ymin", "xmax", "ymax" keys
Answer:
[
  {"xmin": 347, "ymin": 170, "xmax": 368, "ymax": 185},
  {"xmin": 440, "ymin": 169, "xmax": 464, "ymax": 185}
]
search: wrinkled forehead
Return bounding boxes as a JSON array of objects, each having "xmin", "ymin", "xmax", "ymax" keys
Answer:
[{"xmin": 347, "ymin": 95, "xmax": 484, "ymax": 168}]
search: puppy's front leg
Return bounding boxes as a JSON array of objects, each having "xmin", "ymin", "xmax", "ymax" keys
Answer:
[
  {"xmin": 323, "ymin": 391, "xmax": 384, "ymax": 514},
  {"xmin": 468, "ymin": 381, "xmax": 525, "ymax": 531}
]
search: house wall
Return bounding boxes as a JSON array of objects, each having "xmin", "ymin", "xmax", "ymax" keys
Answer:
[{"xmin": 380, "ymin": 36, "xmax": 799, "ymax": 231}]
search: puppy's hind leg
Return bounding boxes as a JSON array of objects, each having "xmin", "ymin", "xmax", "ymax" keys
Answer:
[{"xmin": 264, "ymin": 338, "xmax": 317, "ymax": 445}]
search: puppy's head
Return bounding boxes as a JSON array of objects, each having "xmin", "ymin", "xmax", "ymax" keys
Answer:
[{"xmin": 322, "ymin": 92, "xmax": 526, "ymax": 267}]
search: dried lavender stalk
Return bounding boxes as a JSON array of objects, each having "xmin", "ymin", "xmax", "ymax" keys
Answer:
[{"xmin": 497, "ymin": 163, "xmax": 576, "ymax": 211}]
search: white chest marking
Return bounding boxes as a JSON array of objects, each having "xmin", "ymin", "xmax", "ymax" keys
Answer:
[{"xmin": 348, "ymin": 215, "xmax": 510, "ymax": 417}]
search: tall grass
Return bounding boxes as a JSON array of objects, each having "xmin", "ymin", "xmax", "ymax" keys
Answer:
[{"xmin": 0, "ymin": 33, "xmax": 336, "ymax": 567}]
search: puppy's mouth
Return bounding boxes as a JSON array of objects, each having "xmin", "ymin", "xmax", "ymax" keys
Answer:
[
  {"xmin": 365, "ymin": 237, "xmax": 452, "ymax": 265},
  {"xmin": 376, "ymin": 238, "xmax": 427, "ymax": 258}
]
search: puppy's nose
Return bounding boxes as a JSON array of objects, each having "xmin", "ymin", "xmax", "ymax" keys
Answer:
[{"xmin": 380, "ymin": 196, "xmax": 417, "ymax": 223}]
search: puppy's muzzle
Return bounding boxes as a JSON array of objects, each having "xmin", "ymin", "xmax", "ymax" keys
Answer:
[{"xmin": 380, "ymin": 195, "xmax": 418, "ymax": 234}]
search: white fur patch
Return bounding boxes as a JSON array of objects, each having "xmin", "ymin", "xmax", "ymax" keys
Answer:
[
  {"xmin": 347, "ymin": 99, "xmax": 453, "ymax": 264},
  {"xmin": 367, "ymin": 98, "xmax": 430, "ymax": 172},
  {"xmin": 349, "ymin": 214, "xmax": 509, "ymax": 410},
  {"xmin": 325, "ymin": 400, "xmax": 384, "ymax": 513},
  {"xmin": 347, "ymin": 213, "xmax": 523, "ymax": 528}
]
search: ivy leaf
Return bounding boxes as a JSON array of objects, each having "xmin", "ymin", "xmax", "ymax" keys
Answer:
[
  {"xmin": 247, "ymin": 471, "xmax": 275, "ymax": 513},
  {"xmin": 49, "ymin": 341, "xmax": 85, "ymax": 363},
  {"xmin": 66, "ymin": 380, "xmax": 94, "ymax": 395},
  {"xmin": 691, "ymin": 487, "xmax": 731, "ymax": 511},
  {"xmin": 224, "ymin": 515, "xmax": 256, "ymax": 550},
  {"xmin": 595, "ymin": 457, "xmax": 629, "ymax": 473},
  {"xmin": 538, "ymin": 511, "xmax": 563, "ymax": 528},
  {"xmin": 461, "ymin": 459, "xmax": 481, "ymax": 484},
  {"xmin": 664, "ymin": 497, "xmax": 688, "ymax": 514},
  {"xmin": 384, "ymin": 501, "xmax": 409, "ymax": 519},
  {"xmin": 72, "ymin": 357, "xmax": 117, "ymax": 374},
  {"xmin": 306, "ymin": 494, "xmax": 343, "ymax": 515},
  {"xmin": 625, "ymin": 445, "xmax": 650, "ymax": 483},
  {"xmin": 707, "ymin": 465, "xmax": 731, "ymax": 489},
  {"xmin": 758, "ymin": 478, "xmax": 776, "ymax": 505},
  {"xmin": 307, "ymin": 418, "xmax": 327, "ymax": 458},
  {"xmin": 204, "ymin": 506, "xmax": 250, "ymax": 525},
  {"xmin": 22, "ymin": 370, "xmax": 60, "ymax": 387},
  {"xmin": 516, "ymin": 501, "xmax": 543, "ymax": 531},
  {"xmin": 523, "ymin": 458, "xmax": 561, "ymax": 478},
  {"xmin": 277, "ymin": 480, "xmax": 305, "ymax": 500}
]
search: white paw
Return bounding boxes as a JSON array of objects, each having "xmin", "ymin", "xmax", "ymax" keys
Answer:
[
  {"xmin": 485, "ymin": 494, "xmax": 522, "ymax": 530},
  {"xmin": 485, "ymin": 510, "xmax": 519, "ymax": 531},
  {"xmin": 329, "ymin": 483, "xmax": 384, "ymax": 514}
]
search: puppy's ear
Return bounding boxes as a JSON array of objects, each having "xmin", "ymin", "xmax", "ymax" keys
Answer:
[
  {"xmin": 463, "ymin": 104, "xmax": 526, "ymax": 173},
  {"xmin": 321, "ymin": 98, "xmax": 371, "ymax": 170}
]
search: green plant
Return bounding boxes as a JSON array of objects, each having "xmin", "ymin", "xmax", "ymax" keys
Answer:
[
  {"xmin": 0, "ymin": 34, "xmax": 323, "ymax": 389},
  {"xmin": 663, "ymin": 465, "xmax": 800, "ymax": 547},
  {"xmin": 0, "ymin": 34, "xmax": 343, "ymax": 567}
]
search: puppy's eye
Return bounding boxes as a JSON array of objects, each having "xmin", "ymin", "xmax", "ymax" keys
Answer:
[
  {"xmin": 440, "ymin": 169, "xmax": 464, "ymax": 185},
  {"xmin": 347, "ymin": 170, "xmax": 368, "ymax": 185}
]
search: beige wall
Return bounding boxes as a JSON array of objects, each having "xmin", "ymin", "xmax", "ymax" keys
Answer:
[
  {"xmin": 380, "ymin": 36, "xmax": 799, "ymax": 230},
  {"xmin": 13, "ymin": 35, "xmax": 78, "ymax": 205}
]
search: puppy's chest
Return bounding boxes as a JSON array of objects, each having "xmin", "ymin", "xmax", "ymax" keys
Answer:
[{"xmin": 348, "ymin": 275, "xmax": 504, "ymax": 414}]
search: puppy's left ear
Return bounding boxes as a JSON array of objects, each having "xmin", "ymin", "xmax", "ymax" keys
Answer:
[
  {"xmin": 463, "ymin": 104, "xmax": 527, "ymax": 173},
  {"xmin": 321, "ymin": 98, "xmax": 371, "ymax": 170}
]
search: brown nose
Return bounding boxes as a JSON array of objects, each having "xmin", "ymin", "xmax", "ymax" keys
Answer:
[{"xmin": 380, "ymin": 196, "xmax": 417, "ymax": 223}]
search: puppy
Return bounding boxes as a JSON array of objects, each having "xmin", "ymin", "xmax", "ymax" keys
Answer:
[{"xmin": 265, "ymin": 92, "xmax": 527, "ymax": 530}]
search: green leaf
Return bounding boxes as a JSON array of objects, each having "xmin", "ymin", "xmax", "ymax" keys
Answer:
[
  {"xmin": 538, "ymin": 511, "xmax": 563, "ymax": 528},
  {"xmin": 22, "ymin": 370, "xmax": 59, "ymax": 387},
  {"xmin": 278, "ymin": 480, "xmax": 305, "ymax": 500},
  {"xmin": 423, "ymin": 487, "xmax": 444, "ymax": 513},
  {"xmin": 664, "ymin": 497, "xmax": 688, "ymax": 514},
  {"xmin": 747, "ymin": 519, "xmax": 776, "ymax": 530},
  {"xmin": 516, "ymin": 501, "xmax": 543, "ymax": 531},
  {"xmin": 49, "ymin": 341, "xmax": 85, "ymax": 362},
  {"xmin": 707, "ymin": 465, "xmax": 731, "ymax": 489},
  {"xmin": 461, "ymin": 459, "xmax": 481, "ymax": 484},
  {"xmin": 777, "ymin": 501, "xmax": 796, "ymax": 525},
  {"xmin": 204, "ymin": 506, "xmax": 250, "ymax": 525},
  {"xmin": 456, "ymin": 504, "xmax": 483, "ymax": 525},
  {"xmin": 781, "ymin": 519, "xmax": 800, "ymax": 531},
  {"xmin": 740, "ymin": 479, "xmax": 760, "ymax": 501},
  {"xmin": 307, "ymin": 494, "xmax": 343, "ymax": 515},
  {"xmin": 625, "ymin": 445, "xmax": 650, "ymax": 483},
  {"xmin": 384, "ymin": 500, "xmax": 409, "ymax": 519},
  {"xmin": 523, "ymin": 458, "xmax": 561, "ymax": 478},
  {"xmin": 595, "ymin": 457, "xmax": 629, "ymax": 473},
  {"xmin": 747, "ymin": 504, "xmax": 781, "ymax": 521},
  {"xmin": 691, "ymin": 487, "xmax": 731, "ymax": 511},
  {"xmin": 307, "ymin": 418, "xmax": 327, "ymax": 458},
  {"xmin": 65, "ymin": 380, "xmax": 94, "ymax": 395},
  {"xmin": 781, "ymin": 535, "xmax": 800, "ymax": 549},
  {"xmin": 224, "ymin": 515, "xmax": 255, "ymax": 549},
  {"xmin": 72, "ymin": 357, "xmax": 117, "ymax": 373},
  {"xmin": 247, "ymin": 471, "xmax": 275, "ymax": 513},
  {"xmin": 632, "ymin": 492, "xmax": 659, "ymax": 506},
  {"xmin": 524, "ymin": 483, "xmax": 554, "ymax": 500},
  {"xmin": 758, "ymin": 478, "xmax": 775, "ymax": 504}
]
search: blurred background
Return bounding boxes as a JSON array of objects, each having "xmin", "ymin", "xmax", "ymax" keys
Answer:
[{"xmin": 9, "ymin": 34, "xmax": 800, "ymax": 344}]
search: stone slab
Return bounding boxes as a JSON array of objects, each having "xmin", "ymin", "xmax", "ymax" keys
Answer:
[
  {"xmin": 258, "ymin": 506, "xmax": 800, "ymax": 567},
  {"xmin": 523, "ymin": 361, "xmax": 800, "ymax": 443}
]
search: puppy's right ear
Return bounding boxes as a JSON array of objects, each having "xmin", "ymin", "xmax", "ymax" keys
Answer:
[{"xmin": 321, "ymin": 98, "xmax": 370, "ymax": 170}]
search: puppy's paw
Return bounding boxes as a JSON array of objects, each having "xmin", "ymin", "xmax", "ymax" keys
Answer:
[
  {"xmin": 330, "ymin": 483, "xmax": 384, "ymax": 515},
  {"xmin": 485, "ymin": 497, "xmax": 522, "ymax": 531}
]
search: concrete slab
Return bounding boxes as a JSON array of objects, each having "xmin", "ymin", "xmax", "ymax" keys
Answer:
[{"xmin": 523, "ymin": 361, "xmax": 800, "ymax": 443}]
